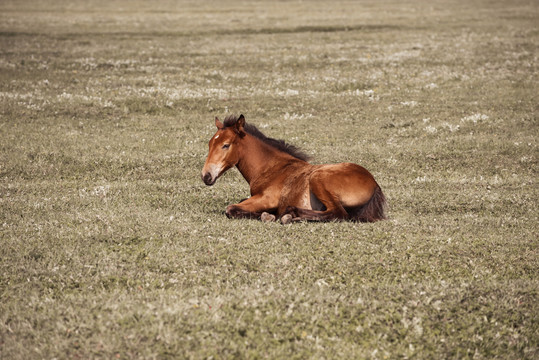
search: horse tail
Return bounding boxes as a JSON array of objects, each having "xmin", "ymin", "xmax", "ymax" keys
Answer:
[{"xmin": 351, "ymin": 185, "xmax": 387, "ymax": 222}]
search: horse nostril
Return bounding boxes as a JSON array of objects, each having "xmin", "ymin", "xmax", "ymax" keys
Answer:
[{"xmin": 202, "ymin": 173, "xmax": 213, "ymax": 185}]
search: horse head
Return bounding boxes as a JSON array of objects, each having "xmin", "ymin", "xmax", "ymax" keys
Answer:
[{"xmin": 201, "ymin": 114, "xmax": 246, "ymax": 186}]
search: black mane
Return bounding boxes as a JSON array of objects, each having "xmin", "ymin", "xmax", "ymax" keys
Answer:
[{"xmin": 223, "ymin": 115, "xmax": 310, "ymax": 162}]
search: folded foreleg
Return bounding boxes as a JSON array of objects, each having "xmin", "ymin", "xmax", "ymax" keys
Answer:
[{"xmin": 225, "ymin": 194, "xmax": 277, "ymax": 220}]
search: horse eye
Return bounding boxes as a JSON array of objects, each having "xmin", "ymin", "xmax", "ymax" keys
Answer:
[{"xmin": 222, "ymin": 144, "xmax": 230, "ymax": 149}]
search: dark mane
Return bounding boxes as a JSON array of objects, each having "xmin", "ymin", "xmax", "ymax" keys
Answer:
[{"xmin": 223, "ymin": 115, "xmax": 310, "ymax": 162}]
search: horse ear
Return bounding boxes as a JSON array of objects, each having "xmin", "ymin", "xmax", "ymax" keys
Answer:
[
  {"xmin": 236, "ymin": 114, "xmax": 245, "ymax": 132},
  {"xmin": 215, "ymin": 117, "xmax": 224, "ymax": 129}
]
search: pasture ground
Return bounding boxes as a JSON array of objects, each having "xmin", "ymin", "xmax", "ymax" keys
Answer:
[{"xmin": 0, "ymin": 0, "xmax": 537, "ymax": 358}]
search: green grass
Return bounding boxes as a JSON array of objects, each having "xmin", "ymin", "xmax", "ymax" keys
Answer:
[{"xmin": 1, "ymin": 0, "xmax": 537, "ymax": 358}]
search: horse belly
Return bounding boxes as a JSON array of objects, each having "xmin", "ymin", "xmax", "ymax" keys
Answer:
[
  {"xmin": 295, "ymin": 190, "xmax": 326, "ymax": 211},
  {"xmin": 277, "ymin": 166, "xmax": 313, "ymax": 215},
  {"xmin": 309, "ymin": 191, "xmax": 326, "ymax": 211}
]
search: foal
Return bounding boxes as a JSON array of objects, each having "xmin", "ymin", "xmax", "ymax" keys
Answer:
[{"xmin": 201, "ymin": 115, "xmax": 386, "ymax": 224}]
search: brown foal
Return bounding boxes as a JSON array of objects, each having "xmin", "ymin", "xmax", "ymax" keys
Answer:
[{"xmin": 201, "ymin": 115, "xmax": 386, "ymax": 224}]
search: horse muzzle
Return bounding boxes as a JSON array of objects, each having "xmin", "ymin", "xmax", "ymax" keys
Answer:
[
  {"xmin": 201, "ymin": 163, "xmax": 223, "ymax": 186},
  {"xmin": 202, "ymin": 172, "xmax": 216, "ymax": 186}
]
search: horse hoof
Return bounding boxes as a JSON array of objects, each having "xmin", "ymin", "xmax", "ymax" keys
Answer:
[
  {"xmin": 280, "ymin": 214, "xmax": 293, "ymax": 225},
  {"xmin": 261, "ymin": 212, "xmax": 276, "ymax": 223},
  {"xmin": 225, "ymin": 205, "xmax": 234, "ymax": 218}
]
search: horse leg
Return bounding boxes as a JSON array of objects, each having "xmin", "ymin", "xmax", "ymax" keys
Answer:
[
  {"xmin": 282, "ymin": 204, "xmax": 348, "ymax": 222},
  {"xmin": 225, "ymin": 194, "xmax": 277, "ymax": 220},
  {"xmin": 282, "ymin": 180, "xmax": 349, "ymax": 222}
]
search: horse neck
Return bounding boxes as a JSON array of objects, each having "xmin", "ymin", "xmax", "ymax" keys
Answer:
[{"xmin": 236, "ymin": 134, "xmax": 300, "ymax": 185}]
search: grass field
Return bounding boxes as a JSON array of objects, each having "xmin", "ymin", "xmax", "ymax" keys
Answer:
[{"xmin": 1, "ymin": 0, "xmax": 537, "ymax": 358}]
